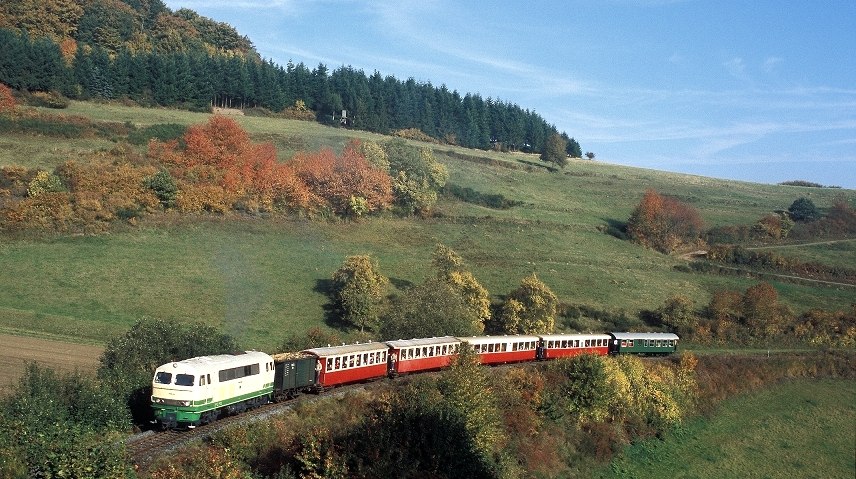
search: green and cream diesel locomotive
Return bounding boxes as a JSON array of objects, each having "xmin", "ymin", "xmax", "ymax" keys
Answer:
[{"xmin": 151, "ymin": 351, "xmax": 275, "ymax": 429}]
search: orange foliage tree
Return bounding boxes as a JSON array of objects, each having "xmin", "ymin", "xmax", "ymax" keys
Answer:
[
  {"xmin": 149, "ymin": 115, "xmax": 315, "ymax": 213},
  {"xmin": 626, "ymin": 189, "xmax": 704, "ymax": 253},
  {"xmin": 287, "ymin": 139, "xmax": 393, "ymax": 217},
  {"xmin": 148, "ymin": 116, "xmax": 392, "ymax": 217},
  {"xmin": 0, "ymin": 83, "xmax": 16, "ymax": 113}
]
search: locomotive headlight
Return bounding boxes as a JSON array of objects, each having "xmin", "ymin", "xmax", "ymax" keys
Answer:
[
  {"xmin": 180, "ymin": 400, "xmax": 191, "ymax": 407},
  {"xmin": 152, "ymin": 397, "xmax": 164, "ymax": 404}
]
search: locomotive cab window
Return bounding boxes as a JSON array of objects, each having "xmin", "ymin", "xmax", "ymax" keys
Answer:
[
  {"xmin": 155, "ymin": 372, "xmax": 172, "ymax": 384},
  {"xmin": 176, "ymin": 374, "xmax": 194, "ymax": 386}
]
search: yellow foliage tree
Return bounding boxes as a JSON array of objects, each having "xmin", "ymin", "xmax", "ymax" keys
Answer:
[
  {"xmin": 503, "ymin": 273, "xmax": 558, "ymax": 334},
  {"xmin": 432, "ymin": 243, "xmax": 491, "ymax": 331}
]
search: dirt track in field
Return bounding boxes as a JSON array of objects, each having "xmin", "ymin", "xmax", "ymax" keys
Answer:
[{"xmin": 0, "ymin": 334, "xmax": 103, "ymax": 395}]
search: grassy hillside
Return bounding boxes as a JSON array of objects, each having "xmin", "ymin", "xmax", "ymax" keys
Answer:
[
  {"xmin": 599, "ymin": 379, "xmax": 856, "ymax": 478},
  {"xmin": 1, "ymin": 101, "xmax": 853, "ymax": 350}
]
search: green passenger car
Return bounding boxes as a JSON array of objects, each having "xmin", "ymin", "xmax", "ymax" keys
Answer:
[{"xmin": 608, "ymin": 332, "xmax": 679, "ymax": 355}]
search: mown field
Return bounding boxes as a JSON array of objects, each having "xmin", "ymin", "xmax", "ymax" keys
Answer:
[
  {"xmin": 598, "ymin": 379, "xmax": 856, "ymax": 478},
  {"xmin": 0, "ymin": 333, "xmax": 102, "ymax": 395},
  {"xmin": 0, "ymin": 101, "xmax": 853, "ymax": 354}
]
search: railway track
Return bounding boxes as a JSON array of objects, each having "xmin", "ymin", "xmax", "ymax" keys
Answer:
[
  {"xmin": 125, "ymin": 384, "xmax": 367, "ymax": 471},
  {"xmin": 123, "ymin": 352, "xmax": 736, "ymax": 470}
]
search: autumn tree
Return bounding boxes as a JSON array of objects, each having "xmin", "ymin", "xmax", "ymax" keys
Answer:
[
  {"xmin": 436, "ymin": 344, "xmax": 504, "ymax": 469},
  {"xmin": 149, "ymin": 115, "xmax": 314, "ymax": 213},
  {"xmin": 754, "ymin": 213, "xmax": 792, "ymax": 240},
  {"xmin": 498, "ymin": 273, "xmax": 558, "ymax": 334},
  {"xmin": 431, "ymin": 243, "xmax": 490, "ymax": 333},
  {"xmin": 547, "ymin": 353, "xmax": 613, "ymax": 422},
  {"xmin": 432, "ymin": 242, "xmax": 465, "ymax": 278},
  {"xmin": 0, "ymin": 0, "xmax": 84, "ymax": 45},
  {"xmin": 288, "ymin": 143, "xmax": 393, "ymax": 217},
  {"xmin": 331, "ymin": 255, "xmax": 388, "ymax": 332},
  {"xmin": 540, "ymin": 132, "xmax": 568, "ymax": 169},
  {"xmin": 626, "ymin": 189, "xmax": 704, "ymax": 253},
  {"xmin": 0, "ymin": 84, "xmax": 16, "ymax": 113},
  {"xmin": 741, "ymin": 282, "xmax": 789, "ymax": 338},
  {"xmin": 791, "ymin": 308, "xmax": 856, "ymax": 348},
  {"xmin": 657, "ymin": 295, "xmax": 697, "ymax": 336},
  {"xmin": 354, "ymin": 138, "xmax": 390, "ymax": 171}
]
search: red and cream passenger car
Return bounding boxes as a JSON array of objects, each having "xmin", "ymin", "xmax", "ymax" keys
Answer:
[
  {"xmin": 386, "ymin": 336, "xmax": 461, "ymax": 375},
  {"xmin": 458, "ymin": 335, "xmax": 540, "ymax": 365},
  {"xmin": 538, "ymin": 333, "xmax": 611, "ymax": 360},
  {"xmin": 301, "ymin": 342, "xmax": 388, "ymax": 388}
]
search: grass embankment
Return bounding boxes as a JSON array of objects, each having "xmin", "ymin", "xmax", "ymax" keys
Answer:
[
  {"xmin": 0, "ymin": 101, "xmax": 853, "ymax": 351},
  {"xmin": 599, "ymin": 379, "xmax": 856, "ymax": 478}
]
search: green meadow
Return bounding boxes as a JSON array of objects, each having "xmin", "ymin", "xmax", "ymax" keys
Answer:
[
  {"xmin": 599, "ymin": 379, "xmax": 856, "ymax": 479},
  {"xmin": 0, "ymin": 101, "xmax": 853, "ymax": 351}
]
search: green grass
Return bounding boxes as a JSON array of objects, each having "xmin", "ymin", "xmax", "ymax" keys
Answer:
[
  {"xmin": 0, "ymin": 101, "xmax": 854, "ymax": 351},
  {"xmin": 0, "ymin": 133, "xmax": 118, "ymax": 170},
  {"xmin": 752, "ymin": 239, "xmax": 856, "ymax": 270},
  {"xmin": 598, "ymin": 379, "xmax": 856, "ymax": 479}
]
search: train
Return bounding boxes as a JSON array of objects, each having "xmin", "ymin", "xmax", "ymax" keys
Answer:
[{"xmin": 151, "ymin": 331, "xmax": 678, "ymax": 429}]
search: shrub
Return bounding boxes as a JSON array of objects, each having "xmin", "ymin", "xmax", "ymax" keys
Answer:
[
  {"xmin": 0, "ymin": 84, "xmax": 17, "ymax": 112},
  {"xmin": 27, "ymin": 91, "xmax": 69, "ymax": 109},
  {"xmin": 788, "ymin": 197, "xmax": 821, "ymax": 222},
  {"xmin": 146, "ymin": 169, "xmax": 178, "ymax": 208},
  {"xmin": 26, "ymin": 170, "xmax": 65, "ymax": 197},
  {"xmin": 128, "ymin": 123, "xmax": 186, "ymax": 145},
  {"xmin": 779, "ymin": 180, "xmax": 825, "ymax": 188},
  {"xmin": 393, "ymin": 127, "xmax": 437, "ymax": 143},
  {"xmin": 443, "ymin": 183, "xmax": 522, "ymax": 209}
]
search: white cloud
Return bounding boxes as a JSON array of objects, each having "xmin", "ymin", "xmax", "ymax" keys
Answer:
[
  {"xmin": 724, "ymin": 57, "xmax": 748, "ymax": 80},
  {"xmin": 763, "ymin": 56, "xmax": 783, "ymax": 72}
]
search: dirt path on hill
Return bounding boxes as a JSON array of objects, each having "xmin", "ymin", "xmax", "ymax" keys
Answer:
[
  {"xmin": 746, "ymin": 238, "xmax": 856, "ymax": 250},
  {"xmin": 0, "ymin": 334, "xmax": 103, "ymax": 395},
  {"xmin": 677, "ymin": 239, "xmax": 856, "ymax": 288}
]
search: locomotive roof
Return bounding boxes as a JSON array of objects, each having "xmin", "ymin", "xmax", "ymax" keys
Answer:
[
  {"xmin": 609, "ymin": 332, "xmax": 680, "ymax": 340},
  {"xmin": 156, "ymin": 350, "xmax": 272, "ymax": 372},
  {"xmin": 385, "ymin": 336, "xmax": 461, "ymax": 348},
  {"xmin": 302, "ymin": 341, "xmax": 389, "ymax": 357}
]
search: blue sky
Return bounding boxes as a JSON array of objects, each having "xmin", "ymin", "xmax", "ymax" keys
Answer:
[{"xmin": 163, "ymin": 0, "xmax": 856, "ymax": 188}]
